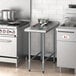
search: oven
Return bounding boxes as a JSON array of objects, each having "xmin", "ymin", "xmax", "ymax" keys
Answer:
[{"xmin": 0, "ymin": 25, "xmax": 22, "ymax": 67}]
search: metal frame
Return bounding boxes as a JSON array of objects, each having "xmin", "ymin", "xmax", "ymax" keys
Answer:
[
  {"xmin": 28, "ymin": 32, "xmax": 31, "ymax": 71},
  {"xmin": 25, "ymin": 21, "xmax": 59, "ymax": 73},
  {"xmin": 28, "ymin": 32, "xmax": 45, "ymax": 73},
  {"xmin": 41, "ymin": 33, "xmax": 45, "ymax": 73},
  {"xmin": 27, "ymin": 29, "xmax": 56, "ymax": 73},
  {"xmin": 53, "ymin": 28, "xmax": 56, "ymax": 62},
  {"xmin": 31, "ymin": 52, "xmax": 41, "ymax": 60}
]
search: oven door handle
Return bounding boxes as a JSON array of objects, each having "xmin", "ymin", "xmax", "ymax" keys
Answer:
[{"xmin": 0, "ymin": 39, "xmax": 12, "ymax": 43}]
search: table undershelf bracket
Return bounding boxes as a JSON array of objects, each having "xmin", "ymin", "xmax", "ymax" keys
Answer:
[
  {"xmin": 31, "ymin": 52, "xmax": 41, "ymax": 60},
  {"xmin": 45, "ymin": 52, "xmax": 55, "ymax": 62}
]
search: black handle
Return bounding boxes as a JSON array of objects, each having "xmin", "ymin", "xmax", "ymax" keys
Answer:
[{"xmin": 58, "ymin": 31, "xmax": 74, "ymax": 33}]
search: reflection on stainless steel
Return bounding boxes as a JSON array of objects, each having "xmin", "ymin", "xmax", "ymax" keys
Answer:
[{"xmin": 31, "ymin": 21, "xmax": 52, "ymax": 30}]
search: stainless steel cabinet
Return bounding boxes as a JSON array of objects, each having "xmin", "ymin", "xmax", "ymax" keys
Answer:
[{"xmin": 56, "ymin": 27, "xmax": 76, "ymax": 73}]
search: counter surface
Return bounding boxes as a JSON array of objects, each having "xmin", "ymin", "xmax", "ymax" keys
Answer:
[{"xmin": 24, "ymin": 21, "xmax": 59, "ymax": 33}]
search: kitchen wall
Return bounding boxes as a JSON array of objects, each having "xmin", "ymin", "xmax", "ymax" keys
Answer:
[
  {"xmin": 0, "ymin": 0, "xmax": 30, "ymax": 19},
  {"xmin": 31, "ymin": 0, "xmax": 71, "ymax": 25},
  {"xmin": 31, "ymin": 0, "xmax": 75, "ymax": 56},
  {"xmin": 0, "ymin": 0, "xmax": 75, "ymax": 56}
]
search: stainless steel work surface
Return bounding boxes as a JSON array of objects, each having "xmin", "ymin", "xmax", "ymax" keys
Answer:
[
  {"xmin": 24, "ymin": 21, "xmax": 59, "ymax": 33},
  {"xmin": 24, "ymin": 21, "xmax": 59, "ymax": 73}
]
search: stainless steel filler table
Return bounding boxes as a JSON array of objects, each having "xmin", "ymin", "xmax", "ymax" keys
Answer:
[{"xmin": 24, "ymin": 21, "xmax": 59, "ymax": 73}]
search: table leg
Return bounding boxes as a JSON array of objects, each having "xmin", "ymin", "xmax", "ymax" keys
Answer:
[
  {"xmin": 41, "ymin": 33, "xmax": 45, "ymax": 73},
  {"xmin": 53, "ymin": 29, "xmax": 56, "ymax": 62},
  {"xmin": 40, "ymin": 33, "xmax": 42, "ymax": 61},
  {"xmin": 28, "ymin": 32, "xmax": 31, "ymax": 71}
]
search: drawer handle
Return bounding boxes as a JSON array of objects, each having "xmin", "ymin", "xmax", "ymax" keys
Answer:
[{"xmin": 58, "ymin": 31, "xmax": 74, "ymax": 33}]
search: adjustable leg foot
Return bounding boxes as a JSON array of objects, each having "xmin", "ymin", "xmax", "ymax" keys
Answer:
[
  {"xmin": 29, "ymin": 69, "xmax": 31, "ymax": 72},
  {"xmin": 42, "ymin": 71, "xmax": 44, "ymax": 73}
]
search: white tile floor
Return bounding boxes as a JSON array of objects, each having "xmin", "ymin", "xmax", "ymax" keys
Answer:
[{"xmin": 0, "ymin": 60, "xmax": 75, "ymax": 76}]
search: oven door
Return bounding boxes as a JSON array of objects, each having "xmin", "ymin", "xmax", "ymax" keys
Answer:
[{"xmin": 0, "ymin": 37, "xmax": 17, "ymax": 57}]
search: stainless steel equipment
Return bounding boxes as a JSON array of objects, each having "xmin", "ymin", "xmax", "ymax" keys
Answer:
[
  {"xmin": 56, "ymin": 8, "xmax": 76, "ymax": 73},
  {"xmin": 0, "ymin": 25, "xmax": 20, "ymax": 67},
  {"xmin": 57, "ymin": 27, "xmax": 76, "ymax": 68},
  {"xmin": 24, "ymin": 21, "xmax": 59, "ymax": 73},
  {"xmin": 0, "ymin": 21, "xmax": 29, "ymax": 67},
  {"xmin": 1, "ymin": 10, "xmax": 16, "ymax": 21}
]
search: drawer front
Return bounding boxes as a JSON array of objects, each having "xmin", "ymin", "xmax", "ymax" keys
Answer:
[{"xmin": 56, "ymin": 30, "xmax": 76, "ymax": 41}]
